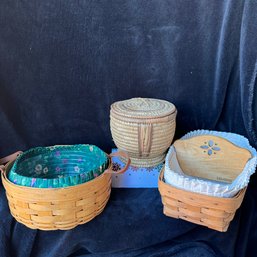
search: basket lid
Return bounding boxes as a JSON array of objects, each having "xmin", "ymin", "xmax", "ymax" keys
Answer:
[{"xmin": 111, "ymin": 98, "xmax": 176, "ymax": 119}]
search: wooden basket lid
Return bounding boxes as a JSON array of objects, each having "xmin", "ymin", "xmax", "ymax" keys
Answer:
[{"xmin": 111, "ymin": 98, "xmax": 176, "ymax": 120}]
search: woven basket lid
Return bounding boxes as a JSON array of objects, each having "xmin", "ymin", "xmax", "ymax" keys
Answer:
[{"xmin": 111, "ymin": 98, "xmax": 176, "ymax": 119}]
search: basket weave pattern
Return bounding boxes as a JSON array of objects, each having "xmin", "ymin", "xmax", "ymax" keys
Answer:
[
  {"xmin": 1, "ymin": 151, "xmax": 130, "ymax": 230},
  {"xmin": 2, "ymin": 161, "xmax": 112, "ymax": 230},
  {"xmin": 110, "ymin": 98, "xmax": 176, "ymax": 167},
  {"xmin": 158, "ymin": 169, "xmax": 246, "ymax": 232}
]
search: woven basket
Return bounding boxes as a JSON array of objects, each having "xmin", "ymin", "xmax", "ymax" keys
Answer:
[
  {"xmin": 164, "ymin": 131, "xmax": 256, "ymax": 197},
  {"xmin": 0, "ymin": 151, "xmax": 130, "ymax": 230},
  {"xmin": 159, "ymin": 169, "xmax": 246, "ymax": 232},
  {"xmin": 110, "ymin": 98, "xmax": 177, "ymax": 167}
]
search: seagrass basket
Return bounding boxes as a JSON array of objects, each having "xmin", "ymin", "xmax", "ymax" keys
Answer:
[
  {"xmin": 0, "ymin": 150, "xmax": 130, "ymax": 230},
  {"xmin": 110, "ymin": 98, "xmax": 177, "ymax": 167},
  {"xmin": 159, "ymin": 169, "xmax": 246, "ymax": 232}
]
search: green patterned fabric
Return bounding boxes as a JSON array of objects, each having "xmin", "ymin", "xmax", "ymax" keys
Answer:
[{"xmin": 8, "ymin": 145, "xmax": 109, "ymax": 188}]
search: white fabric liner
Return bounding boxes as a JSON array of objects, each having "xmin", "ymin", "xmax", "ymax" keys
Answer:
[{"xmin": 164, "ymin": 130, "xmax": 257, "ymax": 198}]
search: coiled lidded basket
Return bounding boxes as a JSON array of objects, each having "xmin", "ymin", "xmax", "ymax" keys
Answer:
[
  {"xmin": 0, "ymin": 146, "xmax": 130, "ymax": 230},
  {"xmin": 110, "ymin": 98, "xmax": 177, "ymax": 167}
]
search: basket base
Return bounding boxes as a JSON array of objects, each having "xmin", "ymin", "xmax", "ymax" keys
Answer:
[{"xmin": 121, "ymin": 154, "xmax": 165, "ymax": 167}]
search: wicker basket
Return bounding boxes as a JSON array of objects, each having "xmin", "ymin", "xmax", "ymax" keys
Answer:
[
  {"xmin": 158, "ymin": 131, "xmax": 257, "ymax": 232},
  {"xmin": 159, "ymin": 168, "xmax": 246, "ymax": 232},
  {"xmin": 110, "ymin": 98, "xmax": 177, "ymax": 167},
  {"xmin": 0, "ymin": 151, "xmax": 130, "ymax": 230}
]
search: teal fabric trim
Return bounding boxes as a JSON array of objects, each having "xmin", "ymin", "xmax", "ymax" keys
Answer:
[{"xmin": 8, "ymin": 145, "xmax": 109, "ymax": 188}]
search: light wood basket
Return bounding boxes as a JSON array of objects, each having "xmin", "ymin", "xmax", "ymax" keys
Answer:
[
  {"xmin": 159, "ymin": 168, "xmax": 246, "ymax": 232},
  {"xmin": 1, "ymin": 152, "xmax": 130, "ymax": 230},
  {"xmin": 110, "ymin": 98, "xmax": 177, "ymax": 167}
]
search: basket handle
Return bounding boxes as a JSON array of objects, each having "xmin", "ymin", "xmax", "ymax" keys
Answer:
[
  {"xmin": 0, "ymin": 151, "xmax": 22, "ymax": 173},
  {"xmin": 106, "ymin": 151, "xmax": 131, "ymax": 174}
]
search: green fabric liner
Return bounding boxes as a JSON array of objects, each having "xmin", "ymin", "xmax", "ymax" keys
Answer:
[{"xmin": 8, "ymin": 144, "xmax": 109, "ymax": 188}]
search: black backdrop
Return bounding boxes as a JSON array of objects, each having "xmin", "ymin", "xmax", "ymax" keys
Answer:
[{"xmin": 0, "ymin": 1, "xmax": 257, "ymax": 257}]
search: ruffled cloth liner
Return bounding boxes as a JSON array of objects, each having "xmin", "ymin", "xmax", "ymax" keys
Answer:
[
  {"xmin": 164, "ymin": 130, "xmax": 257, "ymax": 198},
  {"xmin": 8, "ymin": 145, "xmax": 109, "ymax": 188}
]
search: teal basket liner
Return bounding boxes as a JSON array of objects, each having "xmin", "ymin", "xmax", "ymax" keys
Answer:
[{"xmin": 8, "ymin": 145, "xmax": 109, "ymax": 188}]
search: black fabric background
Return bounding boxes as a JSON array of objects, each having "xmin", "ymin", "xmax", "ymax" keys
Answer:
[{"xmin": 0, "ymin": 0, "xmax": 257, "ymax": 256}]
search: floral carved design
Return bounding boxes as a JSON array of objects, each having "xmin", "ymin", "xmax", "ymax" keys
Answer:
[{"xmin": 200, "ymin": 140, "xmax": 221, "ymax": 156}]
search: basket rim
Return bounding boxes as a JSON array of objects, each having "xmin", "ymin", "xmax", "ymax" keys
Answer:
[
  {"xmin": 2, "ymin": 158, "xmax": 112, "ymax": 191},
  {"xmin": 110, "ymin": 110, "xmax": 177, "ymax": 124},
  {"xmin": 7, "ymin": 144, "xmax": 109, "ymax": 188},
  {"xmin": 158, "ymin": 168, "xmax": 246, "ymax": 201}
]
